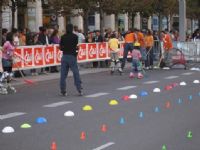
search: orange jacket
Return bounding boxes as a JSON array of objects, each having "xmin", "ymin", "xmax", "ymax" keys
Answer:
[
  {"xmin": 145, "ymin": 35, "xmax": 154, "ymax": 47},
  {"xmin": 163, "ymin": 34, "xmax": 173, "ymax": 50},
  {"xmin": 137, "ymin": 32, "xmax": 145, "ymax": 47},
  {"xmin": 125, "ymin": 32, "xmax": 136, "ymax": 43}
]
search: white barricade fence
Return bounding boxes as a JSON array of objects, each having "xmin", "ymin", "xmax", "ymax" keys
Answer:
[
  {"xmin": 2, "ymin": 41, "xmax": 197, "ymax": 72},
  {"xmin": 174, "ymin": 41, "xmax": 200, "ymax": 62},
  {"xmin": 0, "ymin": 42, "xmax": 130, "ymax": 71}
]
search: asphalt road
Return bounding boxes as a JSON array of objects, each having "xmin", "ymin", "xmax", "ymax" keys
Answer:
[{"xmin": 0, "ymin": 68, "xmax": 200, "ymax": 150}]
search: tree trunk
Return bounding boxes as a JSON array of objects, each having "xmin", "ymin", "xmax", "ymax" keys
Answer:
[
  {"xmin": 11, "ymin": 0, "xmax": 16, "ymax": 29},
  {"xmin": 115, "ymin": 13, "xmax": 118, "ymax": 31},
  {"xmin": 0, "ymin": 6, "xmax": 3, "ymax": 46},
  {"xmin": 158, "ymin": 12, "xmax": 162, "ymax": 38},
  {"xmin": 99, "ymin": 8, "xmax": 104, "ymax": 36},
  {"xmin": 166, "ymin": 16, "xmax": 169, "ymax": 31},
  {"xmin": 83, "ymin": 9, "xmax": 89, "ymax": 35},
  {"xmin": 132, "ymin": 13, "xmax": 134, "ymax": 29}
]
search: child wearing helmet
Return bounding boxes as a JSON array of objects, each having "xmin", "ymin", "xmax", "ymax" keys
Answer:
[{"xmin": 129, "ymin": 42, "xmax": 143, "ymax": 79}]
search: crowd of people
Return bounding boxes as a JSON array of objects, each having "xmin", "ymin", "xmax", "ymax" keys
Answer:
[{"xmin": 1, "ymin": 26, "xmax": 200, "ymax": 77}]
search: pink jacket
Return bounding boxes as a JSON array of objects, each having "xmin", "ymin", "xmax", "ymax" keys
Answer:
[
  {"xmin": 2, "ymin": 41, "xmax": 15, "ymax": 60},
  {"xmin": 132, "ymin": 49, "xmax": 142, "ymax": 60}
]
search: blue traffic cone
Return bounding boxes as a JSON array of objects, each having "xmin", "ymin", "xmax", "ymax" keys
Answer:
[
  {"xmin": 36, "ymin": 117, "xmax": 47, "ymax": 124},
  {"xmin": 139, "ymin": 112, "xmax": 144, "ymax": 118},
  {"xmin": 119, "ymin": 117, "xmax": 125, "ymax": 125},
  {"xmin": 189, "ymin": 95, "xmax": 193, "ymax": 101},
  {"xmin": 140, "ymin": 91, "xmax": 148, "ymax": 97},
  {"xmin": 154, "ymin": 106, "xmax": 160, "ymax": 113},
  {"xmin": 178, "ymin": 98, "xmax": 183, "ymax": 104}
]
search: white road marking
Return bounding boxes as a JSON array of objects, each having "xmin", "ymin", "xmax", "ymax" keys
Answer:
[
  {"xmin": 93, "ymin": 142, "xmax": 115, "ymax": 150},
  {"xmin": 43, "ymin": 101, "xmax": 72, "ymax": 108},
  {"xmin": 164, "ymin": 76, "xmax": 179, "ymax": 79},
  {"xmin": 181, "ymin": 72, "xmax": 194, "ymax": 76},
  {"xmin": 117, "ymin": 86, "xmax": 137, "ymax": 90},
  {"xmin": 85, "ymin": 93, "xmax": 110, "ymax": 98},
  {"xmin": 143, "ymin": 80, "xmax": 159, "ymax": 84},
  {"xmin": 0, "ymin": 112, "xmax": 27, "ymax": 120}
]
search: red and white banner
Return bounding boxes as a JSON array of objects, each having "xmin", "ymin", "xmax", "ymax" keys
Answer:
[{"xmin": 0, "ymin": 42, "xmax": 130, "ymax": 71}]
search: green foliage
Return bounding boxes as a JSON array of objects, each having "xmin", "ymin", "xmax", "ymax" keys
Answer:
[{"xmin": 186, "ymin": 0, "xmax": 200, "ymax": 19}]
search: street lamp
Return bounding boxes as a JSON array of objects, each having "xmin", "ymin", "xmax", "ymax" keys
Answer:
[{"xmin": 179, "ymin": 0, "xmax": 186, "ymax": 41}]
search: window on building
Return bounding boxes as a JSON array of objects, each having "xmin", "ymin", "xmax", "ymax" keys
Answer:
[{"xmin": 88, "ymin": 15, "xmax": 95, "ymax": 26}]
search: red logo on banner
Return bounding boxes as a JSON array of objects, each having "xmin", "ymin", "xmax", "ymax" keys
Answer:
[
  {"xmin": 56, "ymin": 46, "xmax": 62, "ymax": 63},
  {"xmin": 24, "ymin": 47, "xmax": 33, "ymax": 67},
  {"xmin": 34, "ymin": 47, "xmax": 43, "ymax": 66},
  {"xmin": 44, "ymin": 46, "xmax": 54, "ymax": 65},
  {"xmin": 98, "ymin": 43, "xmax": 107, "ymax": 59},
  {"xmin": 88, "ymin": 44, "xmax": 97, "ymax": 60},
  {"xmin": 78, "ymin": 44, "xmax": 87, "ymax": 61},
  {"xmin": 13, "ymin": 48, "xmax": 23, "ymax": 69}
]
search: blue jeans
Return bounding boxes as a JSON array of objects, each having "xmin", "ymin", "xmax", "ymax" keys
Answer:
[
  {"xmin": 145, "ymin": 47, "xmax": 154, "ymax": 67},
  {"xmin": 132, "ymin": 59, "xmax": 142, "ymax": 73},
  {"xmin": 121, "ymin": 43, "xmax": 134, "ymax": 69},
  {"xmin": 60, "ymin": 55, "xmax": 82, "ymax": 93}
]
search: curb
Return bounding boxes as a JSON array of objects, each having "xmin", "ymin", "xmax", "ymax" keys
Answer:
[{"xmin": 12, "ymin": 68, "xmax": 110, "ymax": 86}]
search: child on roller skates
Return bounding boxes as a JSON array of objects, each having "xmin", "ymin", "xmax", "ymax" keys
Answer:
[
  {"xmin": 0, "ymin": 32, "xmax": 16, "ymax": 95},
  {"xmin": 129, "ymin": 42, "xmax": 144, "ymax": 79},
  {"xmin": 108, "ymin": 33, "xmax": 122, "ymax": 75}
]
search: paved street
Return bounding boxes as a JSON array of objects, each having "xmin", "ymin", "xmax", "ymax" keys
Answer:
[{"xmin": 0, "ymin": 67, "xmax": 200, "ymax": 150}]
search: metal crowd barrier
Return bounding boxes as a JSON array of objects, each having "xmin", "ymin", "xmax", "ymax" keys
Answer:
[
  {"xmin": 153, "ymin": 40, "xmax": 200, "ymax": 63},
  {"xmin": 173, "ymin": 41, "xmax": 200, "ymax": 62}
]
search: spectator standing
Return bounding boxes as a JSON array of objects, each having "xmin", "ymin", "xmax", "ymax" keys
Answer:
[
  {"xmin": 12, "ymin": 28, "xmax": 26, "ymax": 77},
  {"xmin": 38, "ymin": 27, "xmax": 50, "ymax": 74},
  {"xmin": 160, "ymin": 31, "xmax": 173, "ymax": 69},
  {"xmin": 12, "ymin": 28, "xmax": 20, "ymax": 46},
  {"xmin": 78, "ymin": 29, "xmax": 85, "ymax": 43},
  {"xmin": 19, "ymin": 28, "xmax": 26, "ymax": 46},
  {"xmin": 25, "ymin": 28, "xmax": 33, "ymax": 45},
  {"xmin": 30, "ymin": 34, "xmax": 41, "ymax": 76},
  {"xmin": 193, "ymin": 31, "xmax": 200, "ymax": 42},
  {"xmin": 49, "ymin": 29, "xmax": 60, "ymax": 73},
  {"xmin": 59, "ymin": 24, "xmax": 83, "ymax": 96},
  {"xmin": 86, "ymin": 32, "xmax": 93, "ymax": 43},
  {"xmin": 2, "ymin": 28, "xmax": 8, "ymax": 46},
  {"xmin": 38, "ymin": 27, "xmax": 49, "ymax": 45},
  {"xmin": 92, "ymin": 30, "xmax": 104, "ymax": 68},
  {"xmin": 144, "ymin": 29, "xmax": 154, "ymax": 69},
  {"xmin": 93, "ymin": 30, "xmax": 104, "ymax": 42}
]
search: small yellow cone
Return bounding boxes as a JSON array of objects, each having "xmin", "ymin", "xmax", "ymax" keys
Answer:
[
  {"xmin": 109, "ymin": 100, "xmax": 119, "ymax": 106},
  {"xmin": 82, "ymin": 105, "xmax": 93, "ymax": 111},
  {"xmin": 20, "ymin": 123, "xmax": 31, "ymax": 129}
]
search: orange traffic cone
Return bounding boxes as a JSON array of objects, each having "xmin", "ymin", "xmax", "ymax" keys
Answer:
[
  {"xmin": 165, "ymin": 101, "xmax": 171, "ymax": 109},
  {"xmin": 80, "ymin": 131, "xmax": 86, "ymax": 140},
  {"xmin": 101, "ymin": 124, "xmax": 107, "ymax": 133},
  {"xmin": 51, "ymin": 141, "xmax": 57, "ymax": 150}
]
